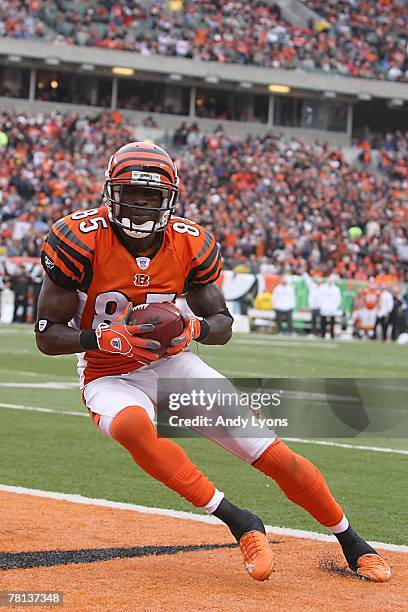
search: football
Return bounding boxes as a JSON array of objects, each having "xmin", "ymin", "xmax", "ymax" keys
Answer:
[{"xmin": 128, "ymin": 302, "xmax": 184, "ymax": 355}]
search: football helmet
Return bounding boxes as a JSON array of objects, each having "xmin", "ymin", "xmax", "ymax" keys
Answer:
[{"xmin": 103, "ymin": 142, "xmax": 179, "ymax": 238}]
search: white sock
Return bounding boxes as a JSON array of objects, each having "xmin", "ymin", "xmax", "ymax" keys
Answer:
[
  {"xmin": 203, "ymin": 489, "xmax": 224, "ymax": 514},
  {"xmin": 328, "ymin": 514, "xmax": 350, "ymax": 534}
]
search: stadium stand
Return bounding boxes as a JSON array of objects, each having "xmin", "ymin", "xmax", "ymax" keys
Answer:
[
  {"xmin": 376, "ymin": 130, "xmax": 407, "ymax": 181},
  {"xmin": 0, "ymin": 110, "xmax": 133, "ymax": 258},
  {"xmin": 305, "ymin": 0, "xmax": 407, "ymax": 81},
  {"xmin": 357, "ymin": 130, "xmax": 407, "ymax": 181},
  {"xmin": 0, "ymin": 0, "xmax": 406, "ymax": 82},
  {"xmin": 0, "ymin": 111, "xmax": 406, "ymax": 281}
]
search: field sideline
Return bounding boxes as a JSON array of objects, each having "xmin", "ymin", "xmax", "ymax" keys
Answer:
[
  {"xmin": 1, "ymin": 483, "xmax": 407, "ymax": 552},
  {"xmin": 1, "ymin": 487, "xmax": 407, "ymax": 611}
]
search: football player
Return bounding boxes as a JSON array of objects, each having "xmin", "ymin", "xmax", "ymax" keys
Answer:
[
  {"xmin": 35, "ymin": 142, "xmax": 390, "ymax": 582},
  {"xmin": 360, "ymin": 278, "xmax": 380, "ymax": 339}
]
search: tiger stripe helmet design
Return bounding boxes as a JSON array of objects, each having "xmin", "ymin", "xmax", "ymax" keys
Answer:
[{"xmin": 103, "ymin": 142, "xmax": 179, "ymax": 237}]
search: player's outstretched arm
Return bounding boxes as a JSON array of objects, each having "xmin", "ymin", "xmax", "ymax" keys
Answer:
[{"xmin": 186, "ymin": 282, "xmax": 233, "ymax": 345}]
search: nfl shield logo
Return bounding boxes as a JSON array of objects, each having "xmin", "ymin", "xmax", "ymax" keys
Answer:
[{"xmin": 136, "ymin": 257, "xmax": 150, "ymax": 270}]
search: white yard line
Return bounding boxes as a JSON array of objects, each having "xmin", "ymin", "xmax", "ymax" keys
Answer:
[
  {"xmin": 0, "ymin": 484, "xmax": 406, "ymax": 553},
  {"xmin": 233, "ymin": 338, "xmax": 337, "ymax": 349},
  {"xmin": 0, "ymin": 382, "xmax": 78, "ymax": 389},
  {"xmin": 0, "ymin": 349, "xmax": 33, "ymax": 354},
  {"xmin": 0, "ymin": 402, "xmax": 86, "ymax": 418},
  {"xmin": 0, "ymin": 368, "xmax": 76, "ymax": 380},
  {"xmin": 0, "ymin": 327, "xmax": 33, "ymax": 333},
  {"xmin": 0, "ymin": 401, "xmax": 407, "ymax": 455},
  {"xmin": 281, "ymin": 437, "xmax": 408, "ymax": 455},
  {"xmin": 220, "ymin": 370, "xmax": 287, "ymax": 377}
]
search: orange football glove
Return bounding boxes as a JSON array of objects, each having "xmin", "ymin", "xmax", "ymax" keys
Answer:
[
  {"xmin": 165, "ymin": 314, "xmax": 203, "ymax": 355},
  {"xmin": 95, "ymin": 302, "xmax": 161, "ymax": 363}
]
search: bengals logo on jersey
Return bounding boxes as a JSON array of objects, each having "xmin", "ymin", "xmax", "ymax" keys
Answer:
[{"xmin": 134, "ymin": 274, "xmax": 150, "ymax": 286}]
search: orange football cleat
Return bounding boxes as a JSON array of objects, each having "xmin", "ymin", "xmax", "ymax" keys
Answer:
[
  {"xmin": 239, "ymin": 530, "xmax": 275, "ymax": 581},
  {"xmin": 356, "ymin": 554, "xmax": 392, "ymax": 582}
]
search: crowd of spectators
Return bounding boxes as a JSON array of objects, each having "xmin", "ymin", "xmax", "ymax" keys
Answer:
[
  {"xmin": 0, "ymin": 111, "xmax": 407, "ymax": 282},
  {"xmin": 0, "ymin": 0, "xmax": 406, "ymax": 82},
  {"xmin": 358, "ymin": 130, "xmax": 407, "ymax": 182},
  {"xmin": 0, "ymin": 110, "xmax": 134, "ymax": 259},
  {"xmin": 174, "ymin": 122, "xmax": 407, "ymax": 280},
  {"xmin": 305, "ymin": 0, "xmax": 407, "ymax": 81}
]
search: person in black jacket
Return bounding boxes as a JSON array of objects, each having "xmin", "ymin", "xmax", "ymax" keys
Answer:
[
  {"xmin": 11, "ymin": 265, "xmax": 30, "ymax": 323},
  {"xmin": 389, "ymin": 285, "xmax": 403, "ymax": 341},
  {"xmin": 29, "ymin": 263, "xmax": 44, "ymax": 323}
]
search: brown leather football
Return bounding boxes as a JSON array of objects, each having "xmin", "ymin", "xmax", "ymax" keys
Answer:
[{"xmin": 128, "ymin": 302, "xmax": 184, "ymax": 354}]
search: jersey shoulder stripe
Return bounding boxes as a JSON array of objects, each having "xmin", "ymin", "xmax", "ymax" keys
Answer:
[
  {"xmin": 194, "ymin": 250, "xmax": 222, "ymax": 283},
  {"xmin": 48, "ymin": 227, "xmax": 92, "ymax": 270},
  {"xmin": 46, "ymin": 239, "xmax": 83, "ymax": 279},
  {"xmin": 192, "ymin": 240, "xmax": 218, "ymax": 276},
  {"xmin": 193, "ymin": 230, "xmax": 214, "ymax": 264},
  {"xmin": 170, "ymin": 218, "xmax": 222, "ymax": 292},
  {"xmin": 41, "ymin": 243, "xmax": 84, "ymax": 291},
  {"xmin": 187, "ymin": 250, "xmax": 222, "ymax": 291},
  {"xmin": 40, "ymin": 211, "xmax": 100, "ymax": 291},
  {"xmin": 54, "ymin": 218, "xmax": 94, "ymax": 255}
]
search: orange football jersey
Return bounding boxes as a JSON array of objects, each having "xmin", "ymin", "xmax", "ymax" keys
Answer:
[
  {"xmin": 362, "ymin": 289, "xmax": 379, "ymax": 310},
  {"xmin": 41, "ymin": 206, "xmax": 222, "ymax": 386}
]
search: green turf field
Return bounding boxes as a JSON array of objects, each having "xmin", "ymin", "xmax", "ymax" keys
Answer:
[{"xmin": 0, "ymin": 324, "xmax": 407, "ymax": 545}]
